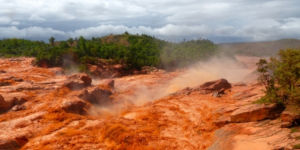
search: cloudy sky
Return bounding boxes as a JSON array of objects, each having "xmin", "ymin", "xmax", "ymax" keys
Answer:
[{"xmin": 0, "ymin": 0, "xmax": 300, "ymax": 43}]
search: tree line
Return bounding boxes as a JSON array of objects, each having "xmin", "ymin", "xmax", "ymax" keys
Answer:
[{"xmin": 0, "ymin": 33, "xmax": 218, "ymax": 70}]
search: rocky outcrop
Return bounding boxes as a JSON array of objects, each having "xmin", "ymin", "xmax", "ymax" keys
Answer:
[
  {"xmin": 230, "ymin": 104, "xmax": 284, "ymax": 123},
  {"xmin": 281, "ymin": 110, "xmax": 300, "ymax": 128},
  {"xmin": 63, "ymin": 73, "xmax": 92, "ymax": 90},
  {"xmin": 199, "ymin": 78, "xmax": 232, "ymax": 92},
  {"xmin": 61, "ymin": 98, "xmax": 88, "ymax": 114},
  {"xmin": 79, "ymin": 86, "xmax": 113, "ymax": 105},
  {"xmin": 173, "ymin": 79, "xmax": 232, "ymax": 96}
]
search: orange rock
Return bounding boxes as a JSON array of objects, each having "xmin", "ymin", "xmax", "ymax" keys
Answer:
[{"xmin": 230, "ymin": 104, "xmax": 284, "ymax": 123}]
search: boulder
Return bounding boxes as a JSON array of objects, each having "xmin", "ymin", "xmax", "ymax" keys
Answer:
[
  {"xmin": 199, "ymin": 78, "xmax": 232, "ymax": 92},
  {"xmin": 230, "ymin": 104, "xmax": 284, "ymax": 123},
  {"xmin": 100, "ymin": 79, "xmax": 115, "ymax": 90},
  {"xmin": 281, "ymin": 110, "xmax": 300, "ymax": 128},
  {"xmin": 79, "ymin": 86, "xmax": 113, "ymax": 105},
  {"xmin": 64, "ymin": 73, "xmax": 92, "ymax": 90},
  {"xmin": 61, "ymin": 98, "xmax": 88, "ymax": 114}
]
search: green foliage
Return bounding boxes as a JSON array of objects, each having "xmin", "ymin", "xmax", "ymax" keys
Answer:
[
  {"xmin": 293, "ymin": 144, "xmax": 300, "ymax": 149},
  {"xmin": 160, "ymin": 39, "xmax": 217, "ymax": 69},
  {"xmin": 291, "ymin": 127, "xmax": 299, "ymax": 133},
  {"xmin": 0, "ymin": 33, "xmax": 218, "ymax": 71},
  {"xmin": 49, "ymin": 37, "xmax": 55, "ymax": 46},
  {"xmin": 256, "ymin": 49, "xmax": 300, "ymax": 105}
]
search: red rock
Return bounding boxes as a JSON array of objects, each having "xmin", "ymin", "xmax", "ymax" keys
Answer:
[
  {"xmin": 2, "ymin": 93, "xmax": 28, "ymax": 107},
  {"xmin": 101, "ymin": 79, "xmax": 115, "ymax": 89},
  {"xmin": 199, "ymin": 78, "xmax": 232, "ymax": 92},
  {"xmin": 61, "ymin": 97, "xmax": 88, "ymax": 114},
  {"xmin": 281, "ymin": 110, "xmax": 300, "ymax": 127},
  {"xmin": 78, "ymin": 86, "xmax": 113, "ymax": 105},
  {"xmin": 64, "ymin": 73, "xmax": 92, "ymax": 90},
  {"xmin": 230, "ymin": 104, "xmax": 284, "ymax": 123}
]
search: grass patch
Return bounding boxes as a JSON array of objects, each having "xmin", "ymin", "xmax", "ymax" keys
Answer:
[
  {"xmin": 291, "ymin": 127, "xmax": 299, "ymax": 133},
  {"xmin": 293, "ymin": 144, "xmax": 300, "ymax": 149},
  {"xmin": 253, "ymin": 97, "xmax": 273, "ymax": 104}
]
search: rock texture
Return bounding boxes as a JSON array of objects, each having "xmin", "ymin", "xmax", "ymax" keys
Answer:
[
  {"xmin": 0, "ymin": 57, "xmax": 297, "ymax": 150},
  {"xmin": 63, "ymin": 73, "xmax": 92, "ymax": 90},
  {"xmin": 0, "ymin": 94, "xmax": 9, "ymax": 113},
  {"xmin": 78, "ymin": 86, "xmax": 113, "ymax": 105},
  {"xmin": 281, "ymin": 110, "xmax": 300, "ymax": 128},
  {"xmin": 61, "ymin": 98, "xmax": 88, "ymax": 114},
  {"xmin": 230, "ymin": 104, "xmax": 284, "ymax": 123}
]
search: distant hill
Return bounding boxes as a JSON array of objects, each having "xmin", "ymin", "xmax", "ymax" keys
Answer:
[{"xmin": 218, "ymin": 39, "xmax": 300, "ymax": 56}]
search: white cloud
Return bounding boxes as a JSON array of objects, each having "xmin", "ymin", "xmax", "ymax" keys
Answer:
[
  {"xmin": 0, "ymin": 26, "xmax": 65, "ymax": 39},
  {"xmin": 0, "ymin": 0, "xmax": 299, "ymax": 42}
]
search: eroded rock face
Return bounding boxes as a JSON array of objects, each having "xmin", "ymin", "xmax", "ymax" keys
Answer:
[
  {"xmin": 230, "ymin": 104, "xmax": 284, "ymax": 123},
  {"xmin": 64, "ymin": 73, "xmax": 92, "ymax": 90},
  {"xmin": 79, "ymin": 86, "xmax": 113, "ymax": 105}
]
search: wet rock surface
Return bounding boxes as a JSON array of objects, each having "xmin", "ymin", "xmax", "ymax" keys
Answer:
[
  {"xmin": 0, "ymin": 57, "xmax": 297, "ymax": 150},
  {"xmin": 63, "ymin": 73, "xmax": 92, "ymax": 90},
  {"xmin": 78, "ymin": 86, "xmax": 113, "ymax": 105},
  {"xmin": 230, "ymin": 104, "xmax": 284, "ymax": 123}
]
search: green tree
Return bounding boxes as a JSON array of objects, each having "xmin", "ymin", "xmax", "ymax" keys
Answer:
[
  {"xmin": 49, "ymin": 37, "xmax": 55, "ymax": 46},
  {"xmin": 257, "ymin": 49, "xmax": 300, "ymax": 105}
]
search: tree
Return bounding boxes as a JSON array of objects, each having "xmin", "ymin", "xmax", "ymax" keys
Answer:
[
  {"xmin": 257, "ymin": 49, "xmax": 300, "ymax": 105},
  {"xmin": 67, "ymin": 38, "xmax": 74, "ymax": 46},
  {"xmin": 49, "ymin": 37, "xmax": 55, "ymax": 46}
]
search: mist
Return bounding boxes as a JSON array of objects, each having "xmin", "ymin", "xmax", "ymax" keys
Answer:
[{"xmin": 113, "ymin": 55, "xmax": 257, "ymax": 107}]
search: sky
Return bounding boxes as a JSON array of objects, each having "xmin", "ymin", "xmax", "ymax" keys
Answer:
[{"xmin": 0, "ymin": 0, "xmax": 300, "ymax": 43}]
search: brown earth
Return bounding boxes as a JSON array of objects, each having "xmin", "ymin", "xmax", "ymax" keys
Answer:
[{"xmin": 0, "ymin": 57, "xmax": 299, "ymax": 150}]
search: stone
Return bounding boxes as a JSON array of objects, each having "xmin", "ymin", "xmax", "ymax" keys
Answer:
[
  {"xmin": 281, "ymin": 110, "xmax": 300, "ymax": 127},
  {"xmin": 64, "ymin": 73, "xmax": 92, "ymax": 90},
  {"xmin": 230, "ymin": 104, "xmax": 284, "ymax": 123},
  {"xmin": 61, "ymin": 98, "xmax": 88, "ymax": 114},
  {"xmin": 101, "ymin": 79, "xmax": 115, "ymax": 89},
  {"xmin": 199, "ymin": 78, "xmax": 232, "ymax": 92},
  {"xmin": 79, "ymin": 86, "xmax": 113, "ymax": 105}
]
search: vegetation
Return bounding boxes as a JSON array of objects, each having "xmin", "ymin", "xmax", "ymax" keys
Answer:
[
  {"xmin": 256, "ymin": 49, "xmax": 300, "ymax": 106},
  {"xmin": 219, "ymin": 39, "xmax": 300, "ymax": 56},
  {"xmin": 0, "ymin": 33, "xmax": 218, "ymax": 70},
  {"xmin": 293, "ymin": 144, "xmax": 300, "ymax": 149}
]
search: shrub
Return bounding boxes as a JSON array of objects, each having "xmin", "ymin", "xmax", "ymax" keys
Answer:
[{"xmin": 256, "ymin": 49, "xmax": 300, "ymax": 105}]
